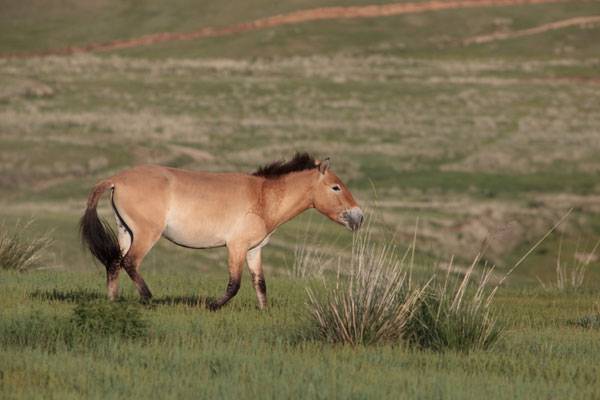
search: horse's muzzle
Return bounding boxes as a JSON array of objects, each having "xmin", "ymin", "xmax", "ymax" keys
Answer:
[{"xmin": 342, "ymin": 207, "xmax": 364, "ymax": 231}]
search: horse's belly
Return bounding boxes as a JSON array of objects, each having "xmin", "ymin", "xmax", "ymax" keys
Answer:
[{"xmin": 163, "ymin": 221, "xmax": 226, "ymax": 249}]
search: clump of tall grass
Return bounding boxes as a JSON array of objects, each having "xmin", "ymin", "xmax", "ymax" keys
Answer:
[
  {"xmin": 405, "ymin": 257, "xmax": 501, "ymax": 352},
  {"xmin": 305, "ymin": 210, "xmax": 571, "ymax": 350},
  {"xmin": 306, "ymin": 227, "xmax": 427, "ymax": 346},
  {"xmin": 537, "ymin": 236, "xmax": 600, "ymax": 292},
  {"xmin": 306, "ymin": 231, "xmax": 499, "ymax": 350},
  {"xmin": 0, "ymin": 219, "xmax": 53, "ymax": 272}
]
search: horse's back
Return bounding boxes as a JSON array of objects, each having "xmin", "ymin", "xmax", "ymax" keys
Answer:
[{"xmin": 110, "ymin": 165, "xmax": 262, "ymax": 248}]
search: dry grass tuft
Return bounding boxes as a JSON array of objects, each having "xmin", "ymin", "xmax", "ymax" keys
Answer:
[
  {"xmin": 537, "ymin": 236, "xmax": 600, "ymax": 292},
  {"xmin": 305, "ymin": 210, "xmax": 572, "ymax": 349},
  {"xmin": 0, "ymin": 220, "xmax": 53, "ymax": 272},
  {"xmin": 405, "ymin": 255, "xmax": 501, "ymax": 352},
  {"xmin": 306, "ymin": 225, "xmax": 427, "ymax": 346}
]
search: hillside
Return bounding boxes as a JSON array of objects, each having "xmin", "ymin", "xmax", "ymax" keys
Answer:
[{"xmin": 1, "ymin": 0, "xmax": 599, "ymax": 283}]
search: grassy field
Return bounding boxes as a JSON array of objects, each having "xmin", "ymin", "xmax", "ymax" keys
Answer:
[
  {"xmin": 2, "ymin": 271, "xmax": 600, "ymax": 399},
  {"xmin": 2, "ymin": 0, "xmax": 600, "ymax": 398}
]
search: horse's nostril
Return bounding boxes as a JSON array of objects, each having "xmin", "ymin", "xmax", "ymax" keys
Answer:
[{"xmin": 341, "ymin": 208, "xmax": 364, "ymax": 231}]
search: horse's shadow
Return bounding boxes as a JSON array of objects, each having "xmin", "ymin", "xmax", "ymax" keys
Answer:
[
  {"xmin": 30, "ymin": 288, "xmax": 104, "ymax": 303},
  {"xmin": 152, "ymin": 294, "xmax": 207, "ymax": 307},
  {"xmin": 30, "ymin": 289, "xmax": 208, "ymax": 308}
]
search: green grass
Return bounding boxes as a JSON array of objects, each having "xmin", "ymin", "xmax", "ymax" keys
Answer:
[
  {"xmin": 114, "ymin": 3, "xmax": 600, "ymax": 60},
  {"xmin": 0, "ymin": 0, "xmax": 415, "ymax": 54},
  {"xmin": 2, "ymin": 270, "xmax": 600, "ymax": 399}
]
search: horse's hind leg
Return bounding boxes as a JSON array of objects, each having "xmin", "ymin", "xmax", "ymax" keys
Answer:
[
  {"xmin": 107, "ymin": 260, "xmax": 121, "ymax": 301},
  {"xmin": 122, "ymin": 255, "xmax": 153, "ymax": 301},
  {"xmin": 106, "ymin": 213, "xmax": 132, "ymax": 300},
  {"xmin": 121, "ymin": 230, "xmax": 160, "ymax": 301},
  {"xmin": 113, "ymin": 207, "xmax": 161, "ymax": 301},
  {"xmin": 110, "ymin": 179, "xmax": 168, "ymax": 301}
]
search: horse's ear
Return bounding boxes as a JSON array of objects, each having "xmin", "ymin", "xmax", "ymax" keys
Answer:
[{"xmin": 318, "ymin": 157, "xmax": 330, "ymax": 174}]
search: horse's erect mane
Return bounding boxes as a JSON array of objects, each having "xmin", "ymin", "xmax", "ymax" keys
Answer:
[{"xmin": 252, "ymin": 152, "xmax": 318, "ymax": 179}]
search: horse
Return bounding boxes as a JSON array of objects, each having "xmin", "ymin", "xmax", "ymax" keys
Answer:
[{"xmin": 79, "ymin": 152, "xmax": 363, "ymax": 310}]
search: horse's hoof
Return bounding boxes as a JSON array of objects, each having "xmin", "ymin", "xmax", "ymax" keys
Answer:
[{"xmin": 140, "ymin": 296, "xmax": 152, "ymax": 305}]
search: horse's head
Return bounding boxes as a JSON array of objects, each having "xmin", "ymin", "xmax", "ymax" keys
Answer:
[{"xmin": 312, "ymin": 158, "xmax": 364, "ymax": 231}]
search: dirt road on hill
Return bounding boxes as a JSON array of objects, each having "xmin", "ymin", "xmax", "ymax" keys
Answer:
[
  {"xmin": 464, "ymin": 15, "xmax": 600, "ymax": 44},
  {"xmin": 2, "ymin": 0, "xmax": 578, "ymax": 58}
]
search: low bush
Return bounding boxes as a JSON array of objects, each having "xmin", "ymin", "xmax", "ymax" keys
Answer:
[
  {"xmin": 0, "ymin": 301, "xmax": 148, "ymax": 351},
  {"xmin": 71, "ymin": 300, "xmax": 148, "ymax": 339}
]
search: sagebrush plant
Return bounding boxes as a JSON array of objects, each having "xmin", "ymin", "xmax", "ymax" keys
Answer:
[
  {"xmin": 0, "ymin": 219, "xmax": 53, "ymax": 272},
  {"xmin": 306, "ymin": 223, "xmax": 428, "ymax": 346}
]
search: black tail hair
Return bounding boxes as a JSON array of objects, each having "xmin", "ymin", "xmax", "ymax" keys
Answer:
[{"xmin": 79, "ymin": 186, "xmax": 121, "ymax": 270}]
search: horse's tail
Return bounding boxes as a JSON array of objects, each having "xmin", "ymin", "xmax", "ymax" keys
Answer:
[{"xmin": 79, "ymin": 180, "xmax": 121, "ymax": 271}]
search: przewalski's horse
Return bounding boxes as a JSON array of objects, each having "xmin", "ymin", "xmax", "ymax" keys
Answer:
[{"xmin": 80, "ymin": 153, "xmax": 363, "ymax": 310}]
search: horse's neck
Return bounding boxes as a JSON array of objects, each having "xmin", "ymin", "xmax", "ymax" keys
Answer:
[{"xmin": 262, "ymin": 171, "xmax": 314, "ymax": 231}]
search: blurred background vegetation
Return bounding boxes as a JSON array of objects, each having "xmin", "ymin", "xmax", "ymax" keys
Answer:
[{"xmin": 2, "ymin": 0, "xmax": 600, "ymax": 284}]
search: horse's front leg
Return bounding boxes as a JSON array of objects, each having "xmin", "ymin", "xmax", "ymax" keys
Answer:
[
  {"xmin": 208, "ymin": 244, "xmax": 246, "ymax": 311},
  {"xmin": 246, "ymin": 247, "xmax": 267, "ymax": 309}
]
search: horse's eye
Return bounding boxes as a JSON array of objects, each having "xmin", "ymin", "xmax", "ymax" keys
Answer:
[{"xmin": 332, "ymin": 185, "xmax": 341, "ymax": 192}]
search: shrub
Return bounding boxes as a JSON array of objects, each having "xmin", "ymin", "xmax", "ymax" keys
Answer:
[
  {"xmin": 71, "ymin": 300, "xmax": 148, "ymax": 339},
  {"xmin": 0, "ymin": 219, "xmax": 53, "ymax": 272}
]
